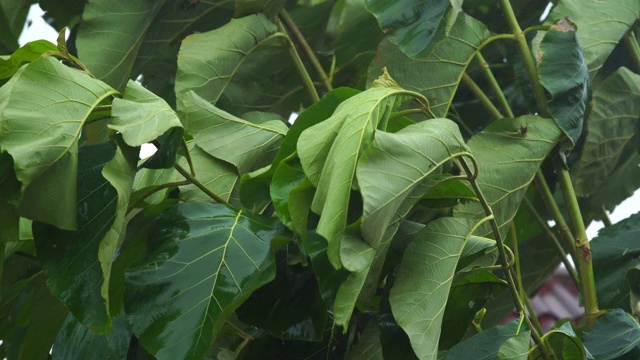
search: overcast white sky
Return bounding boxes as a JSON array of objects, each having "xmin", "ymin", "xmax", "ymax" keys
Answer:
[{"xmin": 17, "ymin": 4, "xmax": 640, "ymax": 237}]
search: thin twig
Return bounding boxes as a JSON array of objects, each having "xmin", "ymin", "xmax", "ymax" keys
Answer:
[
  {"xmin": 461, "ymin": 73, "xmax": 503, "ymax": 120},
  {"xmin": 276, "ymin": 19, "xmax": 320, "ymax": 103}
]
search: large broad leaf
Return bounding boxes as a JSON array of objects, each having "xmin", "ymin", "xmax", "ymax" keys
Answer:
[
  {"xmin": 582, "ymin": 309, "xmax": 640, "ymax": 360},
  {"xmin": 0, "ymin": 57, "xmax": 117, "ymax": 230},
  {"xmin": 455, "ymin": 115, "xmax": 562, "ymax": 238},
  {"xmin": 497, "ymin": 328, "xmax": 531, "ymax": 360},
  {"xmin": 390, "ymin": 217, "xmax": 479, "ymax": 360},
  {"xmin": 111, "ymin": 80, "xmax": 183, "ymax": 147},
  {"xmin": 175, "ymin": 14, "xmax": 288, "ymax": 111},
  {"xmin": 591, "ymin": 212, "xmax": 640, "ymax": 310},
  {"xmin": 0, "ymin": 0, "xmax": 30, "ymax": 54},
  {"xmin": 52, "ymin": 314, "xmax": 132, "ymax": 360},
  {"xmin": 572, "ymin": 67, "xmax": 640, "ymax": 196},
  {"xmin": 32, "ymin": 142, "xmax": 130, "ymax": 333},
  {"xmin": 532, "ymin": 322, "xmax": 592, "ymax": 360},
  {"xmin": 297, "ymin": 83, "xmax": 422, "ymax": 267},
  {"xmin": 179, "ymin": 91, "xmax": 288, "ymax": 174},
  {"xmin": 125, "ymin": 202, "xmax": 282, "ymax": 360},
  {"xmin": 132, "ymin": 141, "xmax": 238, "ymax": 207},
  {"xmin": 345, "ymin": 320, "xmax": 383, "ymax": 360},
  {"xmin": 447, "ymin": 317, "xmax": 529, "ymax": 360},
  {"xmin": 0, "ymin": 40, "xmax": 57, "ymax": 80},
  {"xmin": 365, "ymin": 0, "xmax": 461, "ymax": 59},
  {"xmin": 537, "ymin": 19, "xmax": 589, "ymax": 146},
  {"xmin": 368, "ymin": 13, "xmax": 491, "ymax": 117},
  {"xmin": 545, "ymin": 0, "xmax": 640, "ymax": 79},
  {"xmin": 587, "ymin": 152, "xmax": 640, "ymax": 213}
]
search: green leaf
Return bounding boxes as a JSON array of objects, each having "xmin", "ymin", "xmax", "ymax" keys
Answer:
[
  {"xmin": 271, "ymin": 159, "xmax": 307, "ymax": 231},
  {"xmin": 455, "ymin": 115, "xmax": 562, "ymax": 238},
  {"xmin": 447, "ymin": 317, "xmax": 529, "ymax": 360},
  {"xmin": 298, "ymin": 85, "xmax": 421, "ymax": 267},
  {"xmin": 302, "ymin": 232, "xmax": 350, "ymax": 306},
  {"xmin": 365, "ymin": 0, "xmax": 461, "ymax": 59},
  {"xmin": 237, "ymin": 252, "xmax": 326, "ymax": 341},
  {"xmin": 345, "ymin": 320, "xmax": 383, "ymax": 360},
  {"xmin": 497, "ymin": 327, "xmax": 531, "ymax": 360},
  {"xmin": 389, "ymin": 217, "xmax": 479, "ymax": 360},
  {"xmin": 180, "ymin": 91, "xmax": 288, "ymax": 174},
  {"xmin": 587, "ymin": 152, "xmax": 640, "ymax": 213},
  {"xmin": 234, "ymin": 0, "xmax": 287, "ymax": 18},
  {"xmin": 0, "ymin": 57, "xmax": 118, "ymax": 230},
  {"xmin": 368, "ymin": 13, "xmax": 491, "ymax": 117},
  {"xmin": 0, "ymin": 151, "xmax": 19, "ymax": 242},
  {"xmin": 544, "ymin": 0, "xmax": 640, "ymax": 79},
  {"xmin": 582, "ymin": 309, "xmax": 640, "ymax": 360},
  {"xmin": 111, "ymin": 80, "xmax": 184, "ymax": 147},
  {"xmin": 125, "ymin": 202, "xmax": 282, "ymax": 360},
  {"xmin": 537, "ymin": 18, "xmax": 589, "ymax": 146},
  {"xmin": 591, "ymin": 212, "xmax": 640, "ymax": 310},
  {"xmin": 133, "ymin": 141, "xmax": 238, "ymax": 206},
  {"xmin": 0, "ymin": 40, "xmax": 57, "ymax": 79},
  {"xmin": 535, "ymin": 322, "xmax": 591, "ymax": 360},
  {"xmin": 32, "ymin": 142, "xmax": 119, "ymax": 333},
  {"xmin": 52, "ymin": 314, "xmax": 132, "ymax": 360},
  {"xmin": 76, "ymin": 0, "xmax": 165, "ymax": 90},
  {"xmin": 572, "ymin": 67, "xmax": 640, "ymax": 196},
  {"xmin": 39, "ymin": 0, "xmax": 86, "ymax": 30},
  {"xmin": 176, "ymin": 13, "xmax": 281, "ymax": 110},
  {"xmin": 0, "ymin": 0, "xmax": 30, "ymax": 54}
]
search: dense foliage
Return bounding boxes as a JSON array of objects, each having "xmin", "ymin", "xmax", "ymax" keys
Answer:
[{"xmin": 1, "ymin": 0, "xmax": 640, "ymax": 359}]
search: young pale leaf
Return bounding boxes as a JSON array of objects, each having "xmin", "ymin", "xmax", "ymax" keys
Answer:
[
  {"xmin": 0, "ymin": 57, "xmax": 117, "ymax": 230},
  {"xmin": 180, "ymin": 91, "xmax": 288, "ymax": 174},
  {"xmin": 368, "ymin": 13, "xmax": 491, "ymax": 117},
  {"xmin": 455, "ymin": 115, "xmax": 562, "ymax": 238},
  {"xmin": 32, "ymin": 142, "xmax": 120, "ymax": 333},
  {"xmin": 537, "ymin": 18, "xmax": 589, "ymax": 146},
  {"xmin": 544, "ymin": 0, "xmax": 640, "ymax": 79},
  {"xmin": 447, "ymin": 317, "xmax": 529, "ymax": 360},
  {"xmin": 125, "ymin": 202, "xmax": 282, "ymax": 360},
  {"xmin": 572, "ymin": 67, "xmax": 640, "ymax": 196},
  {"xmin": 365, "ymin": 0, "xmax": 461, "ymax": 58},
  {"xmin": 390, "ymin": 217, "xmax": 479, "ymax": 360},
  {"xmin": 52, "ymin": 314, "xmax": 132, "ymax": 360},
  {"xmin": 175, "ymin": 13, "xmax": 282, "ymax": 111},
  {"xmin": 591, "ymin": 212, "xmax": 640, "ymax": 310},
  {"xmin": 110, "ymin": 80, "xmax": 183, "ymax": 147},
  {"xmin": 582, "ymin": 309, "xmax": 640, "ymax": 360},
  {"xmin": 0, "ymin": 40, "xmax": 57, "ymax": 80},
  {"xmin": 297, "ymin": 85, "xmax": 421, "ymax": 267}
]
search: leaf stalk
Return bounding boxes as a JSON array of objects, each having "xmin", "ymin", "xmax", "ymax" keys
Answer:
[
  {"xmin": 174, "ymin": 163, "xmax": 230, "ymax": 206},
  {"xmin": 276, "ymin": 20, "xmax": 320, "ymax": 103},
  {"xmin": 461, "ymin": 73, "xmax": 504, "ymax": 120}
]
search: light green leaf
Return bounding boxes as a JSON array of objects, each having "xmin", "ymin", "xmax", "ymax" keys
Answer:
[
  {"xmin": 582, "ymin": 309, "xmax": 640, "ymax": 360},
  {"xmin": 0, "ymin": 57, "xmax": 117, "ymax": 230},
  {"xmin": 52, "ymin": 314, "xmax": 132, "ymax": 360},
  {"xmin": 33, "ymin": 142, "xmax": 120, "ymax": 333},
  {"xmin": 298, "ymin": 85, "xmax": 421, "ymax": 267},
  {"xmin": 497, "ymin": 328, "xmax": 531, "ymax": 360},
  {"xmin": 537, "ymin": 19, "xmax": 589, "ymax": 146},
  {"xmin": 455, "ymin": 115, "xmax": 562, "ymax": 238},
  {"xmin": 572, "ymin": 67, "xmax": 640, "ymax": 196},
  {"xmin": 110, "ymin": 80, "xmax": 183, "ymax": 147},
  {"xmin": 76, "ymin": 0, "xmax": 165, "ymax": 90},
  {"xmin": 132, "ymin": 141, "xmax": 238, "ymax": 206},
  {"xmin": 390, "ymin": 217, "xmax": 479, "ymax": 360},
  {"xmin": 365, "ymin": 0, "xmax": 461, "ymax": 58},
  {"xmin": 591, "ymin": 212, "xmax": 640, "ymax": 310},
  {"xmin": 125, "ymin": 202, "xmax": 282, "ymax": 360},
  {"xmin": 545, "ymin": 0, "xmax": 640, "ymax": 79},
  {"xmin": 368, "ymin": 13, "xmax": 491, "ymax": 117},
  {"xmin": 448, "ymin": 317, "xmax": 528, "ymax": 360},
  {"xmin": 175, "ymin": 13, "xmax": 281, "ymax": 110},
  {"xmin": 0, "ymin": 40, "xmax": 57, "ymax": 79},
  {"xmin": 180, "ymin": 91, "xmax": 288, "ymax": 173}
]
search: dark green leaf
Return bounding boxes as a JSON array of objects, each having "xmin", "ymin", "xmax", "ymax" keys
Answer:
[
  {"xmin": 0, "ymin": 0, "xmax": 30, "ymax": 53},
  {"xmin": 582, "ymin": 309, "xmax": 640, "ymax": 360},
  {"xmin": 368, "ymin": 13, "xmax": 491, "ymax": 117},
  {"xmin": 140, "ymin": 127, "xmax": 183, "ymax": 169},
  {"xmin": 0, "ymin": 151, "xmax": 19, "ymax": 242},
  {"xmin": 365, "ymin": 0, "xmax": 461, "ymax": 59},
  {"xmin": 447, "ymin": 317, "xmax": 529, "ymax": 360},
  {"xmin": 39, "ymin": 0, "xmax": 86, "ymax": 30},
  {"xmin": 52, "ymin": 314, "xmax": 132, "ymax": 360},
  {"xmin": 302, "ymin": 232, "xmax": 350, "ymax": 306},
  {"xmin": 572, "ymin": 67, "xmax": 640, "ymax": 196},
  {"xmin": 537, "ymin": 18, "xmax": 589, "ymax": 146},
  {"xmin": 534, "ymin": 322, "xmax": 591, "ymax": 360},
  {"xmin": 591, "ymin": 212, "xmax": 640, "ymax": 310},
  {"xmin": 587, "ymin": 152, "xmax": 640, "ymax": 213},
  {"xmin": 497, "ymin": 327, "xmax": 531, "ymax": 360},
  {"xmin": 0, "ymin": 40, "xmax": 57, "ymax": 79},
  {"xmin": 234, "ymin": 0, "xmax": 287, "ymax": 18},
  {"xmin": 345, "ymin": 319, "xmax": 383, "ymax": 360},
  {"xmin": 271, "ymin": 159, "xmax": 306, "ymax": 231},
  {"xmin": 125, "ymin": 202, "xmax": 282, "ymax": 360}
]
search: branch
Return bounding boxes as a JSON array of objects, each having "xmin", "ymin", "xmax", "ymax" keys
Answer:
[
  {"xmin": 462, "ymin": 73, "xmax": 504, "ymax": 120},
  {"xmin": 276, "ymin": 20, "xmax": 320, "ymax": 103}
]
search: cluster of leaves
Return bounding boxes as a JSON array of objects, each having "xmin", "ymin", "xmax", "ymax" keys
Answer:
[{"xmin": 1, "ymin": 0, "xmax": 639, "ymax": 359}]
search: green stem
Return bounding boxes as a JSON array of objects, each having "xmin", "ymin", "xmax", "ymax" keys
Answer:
[
  {"xmin": 523, "ymin": 197, "xmax": 580, "ymax": 286},
  {"xmin": 276, "ymin": 20, "xmax": 320, "ymax": 103},
  {"xmin": 127, "ymin": 180, "xmax": 190, "ymax": 212},
  {"xmin": 181, "ymin": 138, "xmax": 196, "ymax": 177},
  {"xmin": 623, "ymin": 30, "xmax": 640, "ymax": 72},
  {"xmin": 459, "ymin": 157, "xmax": 545, "ymax": 347},
  {"xmin": 390, "ymin": 108, "xmax": 425, "ymax": 121},
  {"xmin": 552, "ymin": 156, "xmax": 599, "ymax": 326},
  {"xmin": 499, "ymin": 0, "xmax": 549, "ymax": 118},
  {"xmin": 174, "ymin": 163, "xmax": 230, "ymax": 206},
  {"xmin": 280, "ymin": 9, "xmax": 333, "ymax": 92},
  {"xmin": 461, "ymin": 73, "xmax": 504, "ymax": 120},
  {"xmin": 533, "ymin": 171, "xmax": 578, "ymax": 261},
  {"xmin": 474, "ymin": 52, "xmax": 514, "ymax": 117},
  {"xmin": 522, "ymin": 25, "xmax": 551, "ymax": 36},
  {"xmin": 600, "ymin": 206, "xmax": 613, "ymax": 227}
]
